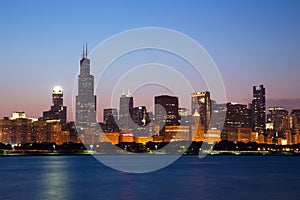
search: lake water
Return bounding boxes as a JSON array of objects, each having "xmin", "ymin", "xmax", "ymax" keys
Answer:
[{"xmin": 0, "ymin": 155, "xmax": 300, "ymax": 200}]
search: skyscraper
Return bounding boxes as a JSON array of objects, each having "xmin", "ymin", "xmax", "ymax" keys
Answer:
[
  {"xmin": 191, "ymin": 92, "xmax": 211, "ymax": 130},
  {"xmin": 290, "ymin": 109, "xmax": 300, "ymax": 129},
  {"xmin": 42, "ymin": 86, "xmax": 67, "ymax": 129},
  {"xmin": 75, "ymin": 45, "xmax": 97, "ymax": 134},
  {"xmin": 119, "ymin": 91, "xmax": 133, "ymax": 130},
  {"xmin": 155, "ymin": 95, "xmax": 179, "ymax": 126},
  {"xmin": 225, "ymin": 103, "xmax": 251, "ymax": 128},
  {"xmin": 131, "ymin": 106, "xmax": 149, "ymax": 127},
  {"xmin": 103, "ymin": 108, "xmax": 119, "ymax": 132},
  {"xmin": 267, "ymin": 107, "xmax": 289, "ymax": 131},
  {"xmin": 252, "ymin": 85, "xmax": 266, "ymax": 134}
]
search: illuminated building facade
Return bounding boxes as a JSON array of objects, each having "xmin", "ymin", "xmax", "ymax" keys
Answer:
[
  {"xmin": 225, "ymin": 103, "xmax": 251, "ymax": 128},
  {"xmin": 42, "ymin": 86, "xmax": 67, "ymax": 129},
  {"xmin": 210, "ymin": 101, "xmax": 227, "ymax": 130},
  {"xmin": 221, "ymin": 127, "xmax": 254, "ymax": 143},
  {"xmin": 0, "ymin": 118, "xmax": 13, "ymax": 143},
  {"xmin": 267, "ymin": 107, "xmax": 289, "ymax": 131},
  {"xmin": 252, "ymin": 85, "xmax": 266, "ymax": 134},
  {"xmin": 191, "ymin": 92, "xmax": 211, "ymax": 130},
  {"xmin": 290, "ymin": 109, "xmax": 300, "ymax": 129},
  {"xmin": 119, "ymin": 92, "xmax": 133, "ymax": 130},
  {"xmin": 75, "ymin": 45, "xmax": 97, "ymax": 135},
  {"xmin": 0, "ymin": 112, "xmax": 37, "ymax": 144},
  {"xmin": 32, "ymin": 120, "xmax": 47, "ymax": 143},
  {"xmin": 164, "ymin": 125, "xmax": 190, "ymax": 142},
  {"xmin": 178, "ymin": 107, "xmax": 190, "ymax": 125},
  {"xmin": 98, "ymin": 132, "xmax": 120, "ymax": 145}
]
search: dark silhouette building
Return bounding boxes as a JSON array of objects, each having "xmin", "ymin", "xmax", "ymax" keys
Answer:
[
  {"xmin": 252, "ymin": 85, "xmax": 266, "ymax": 134},
  {"xmin": 103, "ymin": 108, "xmax": 119, "ymax": 132},
  {"xmin": 131, "ymin": 106, "xmax": 150, "ymax": 127},
  {"xmin": 155, "ymin": 95, "xmax": 179, "ymax": 126},
  {"xmin": 225, "ymin": 103, "xmax": 251, "ymax": 128},
  {"xmin": 42, "ymin": 86, "xmax": 67, "ymax": 129}
]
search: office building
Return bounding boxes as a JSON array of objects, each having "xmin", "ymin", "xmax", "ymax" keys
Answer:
[
  {"xmin": 103, "ymin": 108, "xmax": 119, "ymax": 132},
  {"xmin": 290, "ymin": 109, "xmax": 300, "ymax": 129},
  {"xmin": 252, "ymin": 85, "xmax": 266, "ymax": 134},
  {"xmin": 42, "ymin": 86, "xmax": 67, "ymax": 129},
  {"xmin": 191, "ymin": 92, "xmax": 211, "ymax": 129},
  {"xmin": 210, "ymin": 101, "xmax": 227, "ymax": 130},
  {"xmin": 225, "ymin": 103, "xmax": 251, "ymax": 128},
  {"xmin": 155, "ymin": 95, "xmax": 179, "ymax": 126},
  {"xmin": 131, "ymin": 106, "xmax": 149, "ymax": 127},
  {"xmin": 267, "ymin": 107, "xmax": 289, "ymax": 131},
  {"xmin": 75, "ymin": 45, "xmax": 97, "ymax": 135},
  {"xmin": 119, "ymin": 92, "xmax": 133, "ymax": 130}
]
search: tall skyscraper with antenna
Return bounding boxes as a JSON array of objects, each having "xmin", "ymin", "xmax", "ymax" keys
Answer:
[{"xmin": 75, "ymin": 44, "xmax": 97, "ymax": 136}]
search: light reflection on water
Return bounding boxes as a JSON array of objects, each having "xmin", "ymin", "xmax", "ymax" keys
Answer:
[{"xmin": 41, "ymin": 157, "xmax": 71, "ymax": 200}]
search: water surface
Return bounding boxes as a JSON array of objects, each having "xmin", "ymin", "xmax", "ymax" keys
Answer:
[{"xmin": 0, "ymin": 155, "xmax": 299, "ymax": 200}]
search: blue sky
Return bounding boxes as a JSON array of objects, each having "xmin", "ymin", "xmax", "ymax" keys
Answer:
[{"xmin": 0, "ymin": 0, "xmax": 299, "ymax": 120}]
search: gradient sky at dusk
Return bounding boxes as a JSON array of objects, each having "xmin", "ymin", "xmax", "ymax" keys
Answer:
[{"xmin": 0, "ymin": 0, "xmax": 299, "ymax": 121}]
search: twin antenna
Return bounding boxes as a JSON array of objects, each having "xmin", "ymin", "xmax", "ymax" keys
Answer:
[{"xmin": 82, "ymin": 43, "xmax": 88, "ymax": 58}]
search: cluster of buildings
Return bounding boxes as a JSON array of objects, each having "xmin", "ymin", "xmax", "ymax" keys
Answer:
[{"xmin": 1, "ymin": 47, "xmax": 300, "ymax": 147}]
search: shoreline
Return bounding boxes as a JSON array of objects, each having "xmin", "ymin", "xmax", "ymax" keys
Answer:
[{"xmin": 1, "ymin": 150, "xmax": 300, "ymax": 157}]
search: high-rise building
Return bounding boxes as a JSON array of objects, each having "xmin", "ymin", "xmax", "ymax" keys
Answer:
[
  {"xmin": 155, "ymin": 95, "xmax": 179, "ymax": 126},
  {"xmin": 119, "ymin": 92, "xmax": 133, "ymax": 130},
  {"xmin": 42, "ymin": 86, "xmax": 67, "ymax": 129},
  {"xmin": 225, "ymin": 103, "xmax": 251, "ymax": 128},
  {"xmin": 0, "ymin": 118, "xmax": 13, "ymax": 144},
  {"xmin": 131, "ymin": 106, "xmax": 150, "ymax": 127},
  {"xmin": 252, "ymin": 85, "xmax": 266, "ymax": 134},
  {"xmin": 75, "ymin": 45, "xmax": 97, "ymax": 135},
  {"xmin": 210, "ymin": 101, "xmax": 227, "ymax": 130},
  {"xmin": 131, "ymin": 106, "xmax": 150, "ymax": 136},
  {"xmin": 4, "ymin": 112, "xmax": 37, "ymax": 144},
  {"xmin": 267, "ymin": 107, "xmax": 289, "ymax": 131},
  {"xmin": 104, "ymin": 108, "xmax": 118, "ymax": 125},
  {"xmin": 178, "ymin": 107, "xmax": 191, "ymax": 125},
  {"xmin": 191, "ymin": 92, "xmax": 211, "ymax": 129},
  {"xmin": 103, "ymin": 108, "xmax": 119, "ymax": 132},
  {"xmin": 290, "ymin": 109, "xmax": 300, "ymax": 129}
]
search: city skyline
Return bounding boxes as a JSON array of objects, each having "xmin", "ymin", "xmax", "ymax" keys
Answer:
[
  {"xmin": 0, "ymin": 0, "xmax": 300, "ymax": 120},
  {"xmin": 1, "ymin": 48, "xmax": 300, "ymax": 149},
  {"xmin": 0, "ymin": 81, "xmax": 299, "ymax": 124},
  {"xmin": 1, "ymin": 1, "xmax": 300, "ymax": 198}
]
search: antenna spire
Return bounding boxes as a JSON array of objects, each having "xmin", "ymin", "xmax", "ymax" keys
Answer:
[
  {"xmin": 127, "ymin": 88, "xmax": 131, "ymax": 96},
  {"xmin": 82, "ymin": 44, "xmax": 85, "ymax": 59},
  {"xmin": 85, "ymin": 43, "xmax": 88, "ymax": 58}
]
